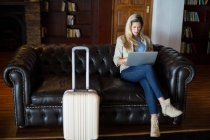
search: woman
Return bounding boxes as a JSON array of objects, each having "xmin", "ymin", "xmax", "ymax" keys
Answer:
[{"xmin": 113, "ymin": 13, "xmax": 182, "ymax": 137}]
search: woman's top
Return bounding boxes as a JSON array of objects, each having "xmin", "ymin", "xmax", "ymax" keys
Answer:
[
  {"xmin": 135, "ymin": 38, "xmax": 146, "ymax": 52},
  {"xmin": 113, "ymin": 34, "xmax": 153, "ymax": 73}
]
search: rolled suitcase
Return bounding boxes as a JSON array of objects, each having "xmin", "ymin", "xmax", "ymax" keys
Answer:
[{"xmin": 63, "ymin": 46, "xmax": 99, "ymax": 140}]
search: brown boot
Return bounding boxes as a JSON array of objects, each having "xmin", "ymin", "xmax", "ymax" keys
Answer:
[{"xmin": 160, "ymin": 99, "xmax": 182, "ymax": 118}]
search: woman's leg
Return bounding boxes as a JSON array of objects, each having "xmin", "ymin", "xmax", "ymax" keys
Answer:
[
  {"xmin": 121, "ymin": 65, "xmax": 164, "ymax": 99},
  {"xmin": 139, "ymin": 79, "xmax": 158, "ymax": 114},
  {"xmin": 121, "ymin": 65, "xmax": 182, "ymax": 118},
  {"xmin": 139, "ymin": 65, "xmax": 183, "ymax": 117},
  {"xmin": 121, "ymin": 65, "xmax": 160, "ymax": 114},
  {"xmin": 140, "ymin": 79, "xmax": 160, "ymax": 137},
  {"xmin": 139, "ymin": 65, "xmax": 164, "ymax": 99},
  {"xmin": 121, "ymin": 67, "xmax": 160, "ymax": 137}
]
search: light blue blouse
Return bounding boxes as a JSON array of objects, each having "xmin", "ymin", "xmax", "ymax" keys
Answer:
[{"xmin": 135, "ymin": 39, "xmax": 145, "ymax": 52}]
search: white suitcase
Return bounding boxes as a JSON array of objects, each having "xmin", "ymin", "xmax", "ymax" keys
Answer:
[{"xmin": 63, "ymin": 46, "xmax": 100, "ymax": 140}]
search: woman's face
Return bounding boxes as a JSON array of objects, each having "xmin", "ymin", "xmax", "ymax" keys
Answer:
[{"xmin": 131, "ymin": 22, "xmax": 141, "ymax": 37}]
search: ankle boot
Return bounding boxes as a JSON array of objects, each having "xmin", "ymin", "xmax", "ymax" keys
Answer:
[
  {"xmin": 150, "ymin": 116, "xmax": 160, "ymax": 137},
  {"xmin": 160, "ymin": 99, "xmax": 183, "ymax": 118}
]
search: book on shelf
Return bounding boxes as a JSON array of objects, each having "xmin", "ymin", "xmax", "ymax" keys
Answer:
[
  {"xmin": 67, "ymin": 15, "xmax": 74, "ymax": 26},
  {"xmin": 183, "ymin": 26, "xmax": 193, "ymax": 38},
  {"xmin": 61, "ymin": 1, "xmax": 66, "ymax": 12},
  {"xmin": 207, "ymin": 41, "xmax": 210, "ymax": 54},
  {"xmin": 67, "ymin": 28, "xmax": 81, "ymax": 38},
  {"xmin": 181, "ymin": 42, "xmax": 186, "ymax": 53},
  {"xmin": 68, "ymin": 2, "xmax": 76, "ymax": 12},
  {"xmin": 184, "ymin": 10, "xmax": 200, "ymax": 22},
  {"xmin": 181, "ymin": 42, "xmax": 197, "ymax": 54},
  {"xmin": 41, "ymin": 26, "xmax": 47, "ymax": 38},
  {"xmin": 190, "ymin": 12, "xmax": 200, "ymax": 22},
  {"xmin": 185, "ymin": 0, "xmax": 197, "ymax": 5},
  {"xmin": 185, "ymin": 0, "xmax": 208, "ymax": 5},
  {"xmin": 181, "ymin": 42, "xmax": 190, "ymax": 53},
  {"xmin": 198, "ymin": 0, "xmax": 206, "ymax": 5},
  {"xmin": 186, "ymin": 43, "xmax": 193, "ymax": 54}
]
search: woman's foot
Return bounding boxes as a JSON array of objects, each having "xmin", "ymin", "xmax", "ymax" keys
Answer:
[
  {"xmin": 150, "ymin": 115, "xmax": 160, "ymax": 137},
  {"xmin": 160, "ymin": 99, "xmax": 182, "ymax": 117}
]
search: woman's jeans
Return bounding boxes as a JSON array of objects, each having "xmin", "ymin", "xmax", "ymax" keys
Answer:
[{"xmin": 121, "ymin": 64, "xmax": 163, "ymax": 114}]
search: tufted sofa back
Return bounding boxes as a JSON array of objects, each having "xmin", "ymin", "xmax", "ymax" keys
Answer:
[{"xmin": 34, "ymin": 44, "xmax": 120, "ymax": 77}]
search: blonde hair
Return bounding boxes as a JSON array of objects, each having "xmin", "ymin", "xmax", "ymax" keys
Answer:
[{"xmin": 123, "ymin": 13, "xmax": 144, "ymax": 50}]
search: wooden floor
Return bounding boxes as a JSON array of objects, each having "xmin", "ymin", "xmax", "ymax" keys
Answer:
[{"xmin": 0, "ymin": 52, "xmax": 210, "ymax": 139}]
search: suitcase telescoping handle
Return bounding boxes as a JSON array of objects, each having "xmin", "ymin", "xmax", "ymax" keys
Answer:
[{"xmin": 72, "ymin": 46, "xmax": 89, "ymax": 90}]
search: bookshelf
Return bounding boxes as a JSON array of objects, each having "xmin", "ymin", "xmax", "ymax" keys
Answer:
[
  {"xmin": 40, "ymin": 0, "xmax": 98, "ymax": 44},
  {"xmin": 181, "ymin": 0, "xmax": 210, "ymax": 64}
]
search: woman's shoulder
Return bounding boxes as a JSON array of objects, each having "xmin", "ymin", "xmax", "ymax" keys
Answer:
[
  {"xmin": 117, "ymin": 35, "xmax": 126, "ymax": 41},
  {"xmin": 141, "ymin": 34, "xmax": 151, "ymax": 41},
  {"xmin": 116, "ymin": 35, "xmax": 126, "ymax": 45}
]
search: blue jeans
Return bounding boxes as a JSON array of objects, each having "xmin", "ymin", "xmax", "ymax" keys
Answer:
[{"xmin": 121, "ymin": 64, "xmax": 163, "ymax": 114}]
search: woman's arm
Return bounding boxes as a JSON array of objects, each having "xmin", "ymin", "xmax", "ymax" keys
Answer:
[
  {"xmin": 113, "ymin": 36, "xmax": 128, "ymax": 66},
  {"xmin": 117, "ymin": 58, "xmax": 127, "ymax": 65}
]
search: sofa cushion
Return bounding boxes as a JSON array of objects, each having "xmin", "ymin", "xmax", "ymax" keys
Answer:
[
  {"xmin": 100, "ymin": 76, "xmax": 146, "ymax": 105},
  {"xmin": 31, "ymin": 74, "xmax": 146, "ymax": 106},
  {"xmin": 31, "ymin": 74, "xmax": 101, "ymax": 106}
]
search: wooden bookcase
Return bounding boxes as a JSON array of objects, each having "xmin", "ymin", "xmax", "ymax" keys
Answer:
[
  {"xmin": 40, "ymin": 0, "xmax": 99, "ymax": 44},
  {"xmin": 181, "ymin": 0, "xmax": 210, "ymax": 64}
]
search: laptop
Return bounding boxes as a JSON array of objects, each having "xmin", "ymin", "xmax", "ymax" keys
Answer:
[{"xmin": 126, "ymin": 51, "xmax": 158, "ymax": 66}]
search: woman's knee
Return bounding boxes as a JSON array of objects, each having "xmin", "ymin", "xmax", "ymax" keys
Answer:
[
  {"xmin": 144, "ymin": 64, "xmax": 153, "ymax": 70},
  {"xmin": 136, "ymin": 64, "xmax": 152, "ymax": 69}
]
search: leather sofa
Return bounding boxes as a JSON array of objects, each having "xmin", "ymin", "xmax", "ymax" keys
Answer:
[{"xmin": 3, "ymin": 43, "xmax": 195, "ymax": 128}]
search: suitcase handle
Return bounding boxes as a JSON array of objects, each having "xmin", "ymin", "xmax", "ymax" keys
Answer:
[{"xmin": 72, "ymin": 46, "xmax": 89, "ymax": 90}]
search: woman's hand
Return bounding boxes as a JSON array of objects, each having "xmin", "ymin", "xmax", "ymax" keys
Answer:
[{"xmin": 117, "ymin": 57, "xmax": 127, "ymax": 65}]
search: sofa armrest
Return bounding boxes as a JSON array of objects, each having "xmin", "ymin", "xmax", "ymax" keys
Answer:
[
  {"xmin": 154, "ymin": 45, "xmax": 195, "ymax": 111},
  {"xmin": 3, "ymin": 45, "xmax": 40, "ymax": 127},
  {"xmin": 3, "ymin": 45, "xmax": 40, "ymax": 106}
]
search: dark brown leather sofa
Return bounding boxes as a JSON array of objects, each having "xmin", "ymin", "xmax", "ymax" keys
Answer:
[{"xmin": 3, "ymin": 44, "xmax": 195, "ymax": 128}]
